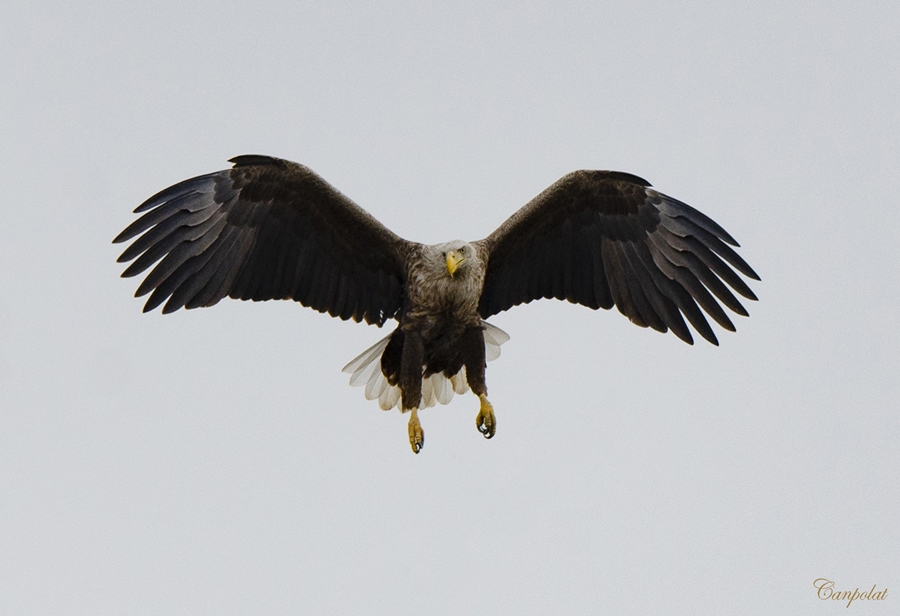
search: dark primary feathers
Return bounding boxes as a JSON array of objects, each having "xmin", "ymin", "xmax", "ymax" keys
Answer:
[
  {"xmin": 115, "ymin": 156, "xmax": 759, "ymax": 344},
  {"xmin": 475, "ymin": 170, "xmax": 759, "ymax": 344},
  {"xmin": 113, "ymin": 155, "xmax": 412, "ymax": 325}
]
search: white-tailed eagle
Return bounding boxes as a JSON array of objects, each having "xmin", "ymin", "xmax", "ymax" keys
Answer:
[{"xmin": 114, "ymin": 155, "xmax": 759, "ymax": 453}]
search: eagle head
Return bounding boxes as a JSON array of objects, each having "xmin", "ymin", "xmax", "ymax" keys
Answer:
[
  {"xmin": 434, "ymin": 240, "xmax": 481, "ymax": 279},
  {"xmin": 407, "ymin": 241, "xmax": 486, "ymax": 316}
]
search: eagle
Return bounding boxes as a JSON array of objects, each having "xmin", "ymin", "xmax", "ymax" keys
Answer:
[{"xmin": 113, "ymin": 155, "xmax": 759, "ymax": 453}]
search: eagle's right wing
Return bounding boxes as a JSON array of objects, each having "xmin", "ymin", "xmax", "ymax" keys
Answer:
[{"xmin": 113, "ymin": 155, "xmax": 414, "ymax": 325}]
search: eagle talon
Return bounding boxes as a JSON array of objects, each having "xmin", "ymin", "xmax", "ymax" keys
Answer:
[
  {"xmin": 408, "ymin": 408, "xmax": 424, "ymax": 454},
  {"xmin": 476, "ymin": 394, "xmax": 496, "ymax": 439}
]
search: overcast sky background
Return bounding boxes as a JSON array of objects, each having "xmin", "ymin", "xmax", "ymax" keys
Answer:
[{"xmin": 2, "ymin": 1, "xmax": 898, "ymax": 614}]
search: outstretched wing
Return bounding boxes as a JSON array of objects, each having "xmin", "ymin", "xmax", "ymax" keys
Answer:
[
  {"xmin": 475, "ymin": 171, "xmax": 759, "ymax": 345},
  {"xmin": 113, "ymin": 155, "xmax": 413, "ymax": 325}
]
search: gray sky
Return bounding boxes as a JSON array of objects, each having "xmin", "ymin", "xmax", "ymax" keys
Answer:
[{"xmin": 2, "ymin": 1, "xmax": 898, "ymax": 614}]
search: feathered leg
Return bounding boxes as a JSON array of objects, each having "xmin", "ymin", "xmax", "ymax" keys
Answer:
[
  {"xmin": 400, "ymin": 330, "xmax": 425, "ymax": 453},
  {"xmin": 461, "ymin": 327, "xmax": 495, "ymax": 439}
]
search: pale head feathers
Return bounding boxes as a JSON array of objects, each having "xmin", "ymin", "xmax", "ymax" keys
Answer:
[{"xmin": 407, "ymin": 240, "xmax": 486, "ymax": 318}]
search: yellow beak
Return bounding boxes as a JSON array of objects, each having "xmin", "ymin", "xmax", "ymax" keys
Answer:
[{"xmin": 445, "ymin": 250, "xmax": 466, "ymax": 277}]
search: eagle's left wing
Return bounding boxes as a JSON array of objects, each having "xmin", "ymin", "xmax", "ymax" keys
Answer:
[{"xmin": 475, "ymin": 171, "xmax": 759, "ymax": 345}]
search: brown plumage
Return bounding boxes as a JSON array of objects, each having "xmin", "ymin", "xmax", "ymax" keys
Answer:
[{"xmin": 114, "ymin": 155, "xmax": 759, "ymax": 453}]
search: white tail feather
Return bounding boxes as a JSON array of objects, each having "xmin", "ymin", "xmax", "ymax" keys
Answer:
[
  {"xmin": 344, "ymin": 333, "xmax": 392, "ymax": 386},
  {"xmin": 342, "ymin": 321, "xmax": 510, "ymax": 411},
  {"xmin": 421, "ymin": 373, "xmax": 436, "ymax": 408},
  {"xmin": 483, "ymin": 321, "xmax": 510, "ymax": 362},
  {"xmin": 434, "ymin": 372, "xmax": 453, "ymax": 405},
  {"xmin": 379, "ymin": 384, "xmax": 401, "ymax": 410},
  {"xmin": 451, "ymin": 367, "xmax": 469, "ymax": 394}
]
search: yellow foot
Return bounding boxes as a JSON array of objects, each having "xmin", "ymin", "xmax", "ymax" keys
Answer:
[
  {"xmin": 476, "ymin": 394, "xmax": 496, "ymax": 439},
  {"xmin": 408, "ymin": 408, "xmax": 424, "ymax": 454}
]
